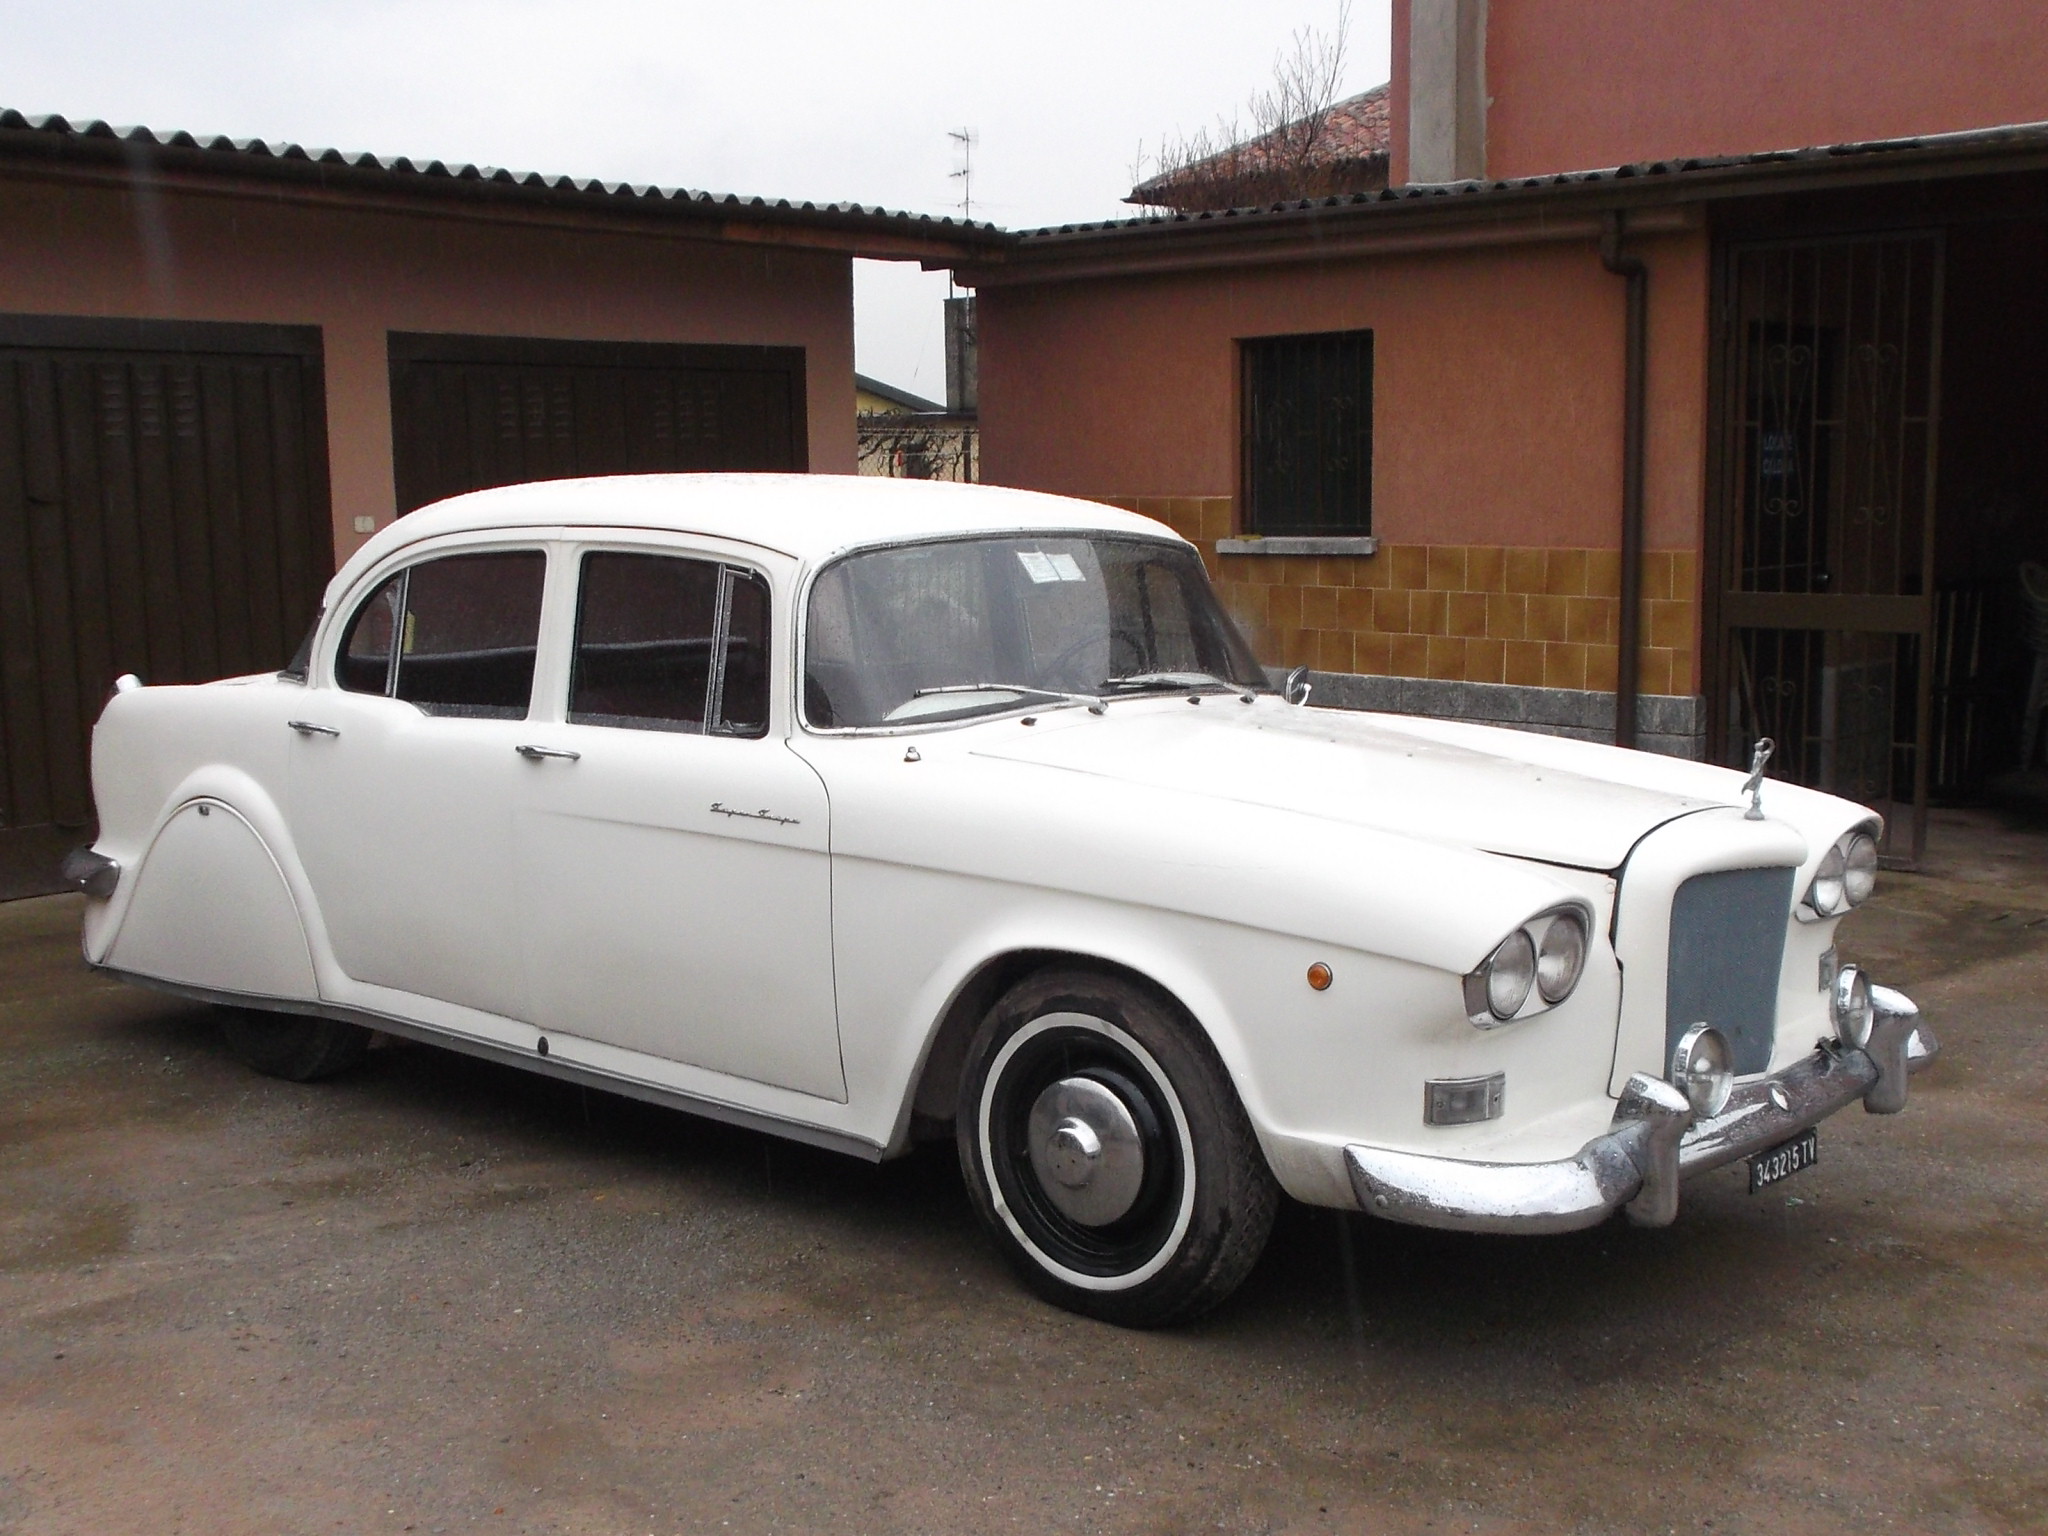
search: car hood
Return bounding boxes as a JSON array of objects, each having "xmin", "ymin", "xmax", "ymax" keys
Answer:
[{"xmin": 967, "ymin": 699, "xmax": 1738, "ymax": 871}]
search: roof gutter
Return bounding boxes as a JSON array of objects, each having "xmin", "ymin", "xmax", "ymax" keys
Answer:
[{"xmin": 1599, "ymin": 210, "xmax": 1648, "ymax": 750}]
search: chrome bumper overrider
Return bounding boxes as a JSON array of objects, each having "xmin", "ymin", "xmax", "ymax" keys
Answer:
[{"xmin": 1345, "ymin": 984, "xmax": 1939, "ymax": 1234}]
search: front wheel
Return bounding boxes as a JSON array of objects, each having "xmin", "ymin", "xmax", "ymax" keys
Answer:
[
  {"xmin": 956, "ymin": 969, "xmax": 1278, "ymax": 1327},
  {"xmin": 217, "ymin": 1006, "xmax": 371, "ymax": 1082}
]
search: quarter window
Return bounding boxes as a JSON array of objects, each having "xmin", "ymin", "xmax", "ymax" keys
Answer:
[
  {"xmin": 1240, "ymin": 329, "xmax": 1373, "ymax": 535},
  {"xmin": 568, "ymin": 551, "xmax": 771, "ymax": 736},
  {"xmin": 335, "ymin": 550, "xmax": 546, "ymax": 718}
]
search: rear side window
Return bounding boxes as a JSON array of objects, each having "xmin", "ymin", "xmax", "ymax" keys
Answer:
[
  {"xmin": 336, "ymin": 550, "xmax": 546, "ymax": 718},
  {"xmin": 569, "ymin": 551, "xmax": 771, "ymax": 737}
]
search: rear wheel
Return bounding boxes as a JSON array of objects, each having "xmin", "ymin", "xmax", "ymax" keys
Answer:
[
  {"xmin": 957, "ymin": 969, "xmax": 1277, "ymax": 1327},
  {"xmin": 217, "ymin": 1007, "xmax": 371, "ymax": 1082}
]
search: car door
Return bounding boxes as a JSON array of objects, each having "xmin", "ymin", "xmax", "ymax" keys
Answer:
[
  {"xmin": 510, "ymin": 545, "xmax": 843, "ymax": 1099},
  {"xmin": 287, "ymin": 544, "xmax": 548, "ymax": 1024}
]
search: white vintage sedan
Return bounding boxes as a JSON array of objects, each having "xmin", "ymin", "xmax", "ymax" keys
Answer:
[{"xmin": 68, "ymin": 474, "xmax": 1937, "ymax": 1326}]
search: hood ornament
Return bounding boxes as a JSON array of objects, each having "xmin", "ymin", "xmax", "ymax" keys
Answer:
[{"xmin": 1742, "ymin": 737, "xmax": 1775, "ymax": 820}]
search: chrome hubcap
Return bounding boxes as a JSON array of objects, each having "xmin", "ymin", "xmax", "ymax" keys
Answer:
[{"xmin": 1026, "ymin": 1075, "xmax": 1145, "ymax": 1227}]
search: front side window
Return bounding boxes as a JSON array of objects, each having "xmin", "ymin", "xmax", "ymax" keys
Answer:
[
  {"xmin": 335, "ymin": 549, "xmax": 546, "ymax": 718},
  {"xmin": 1241, "ymin": 329, "xmax": 1373, "ymax": 535},
  {"xmin": 804, "ymin": 535, "xmax": 1265, "ymax": 728},
  {"xmin": 569, "ymin": 551, "xmax": 771, "ymax": 737}
]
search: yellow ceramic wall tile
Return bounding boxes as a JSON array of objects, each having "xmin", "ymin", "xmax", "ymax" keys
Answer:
[
  {"xmin": 1504, "ymin": 639, "xmax": 1546, "ymax": 686},
  {"xmin": 1318, "ymin": 630, "xmax": 1355, "ymax": 672},
  {"xmin": 1447, "ymin": 592, "xmax": 1489, "ymax": 638},
  {"xmin": 1526, "ymin": 594, "xmax": 1570, "ymax": 642},
  {"xmin": 1544, "ymin": 548, "xmax": 1588, "ymax": 597},
  {"xmin": 1373, "ymin": 588, "xmax": 1412, "ymax": 632},
  {"xmin": 1586, "ymin": 548, "xmax": 1622, "ymax": 598},
  {"xmin": 1640, "ymin": 551, "xmax": 1673, "ymax": 602},
  {"xmin": 1267, "ymin": 584, "xmax": 1303, "ymax": 630},
  {"xmin": 1390, "ymin": 632, "xmax": 1430, "ymax": 677},
  {"xmin": 1671, "ymin": 548, "xmax": 1699, "ymax": 598},
  {"xmin": 1466, "ymin": 637, "xmax": 1506, "ymax": 683},
  {"xmin": 1585, "ymin": 643, "xmax": 1619, "ymax": 693},
  {"xmin": 1566, "ymin": 596, "xmax": 1614, "ymax": 645},
  {"xmin": 1355, "ymin": 630, "xmax": 1393, "ymax": 675},
  {"xmin": 1504, "ymin": 547, "xmax": 1547, "ymax": 595},
  {"xmin": 1426, "ymin": 635, "xmax": 1467, "ymax": 680},
  {"xmin": 1358, "ymin": 554, "xmax": 1393, "ymax": 590},
  {"xmin": 1272, "ymin": 628, "xmax": 1307, "ymax": 667},
  {"xmin": 1486, "ymin": 592, "xmax": 1528, "ymax": 640},
  {"xmin": 1336, "ymin": 587, "xmax": 1374, "ymax": 630},
  {"xmin": 1390, "ymin": 545, "xmax": 1429, "ymax": 592},
  {"xmin": 1639, "ymin": 647, "xmax": 1674, "ymax": 696},
  {"xmin": 1316, "ymin": 558, "xmax": 1357, "ymax": 588},
  {"xmin": 1543, "ymin": 642, "xmax": 1588, "ymax": 691},
  {"xmin": 1466, "ymin": 546, "xmax": 1505, "ymax": 592},
  {"xmin": 1670, "ymin": 649, "xmax": 1696, "ymax": 694},
  {"xmin": 1426, "ymin": 546, "xmax": 1467, "ymax": 591},
  {"xmin": 1411, "ymin": 590, "xmax": 1449, "ymax": 635},
  {"xmin": 1301, "ymin": 585, "xmax": 1339, "ymax": 630},
  {"xmin": 1647, "ymin": 598, "xmax": 1691, "ymax": 651}
]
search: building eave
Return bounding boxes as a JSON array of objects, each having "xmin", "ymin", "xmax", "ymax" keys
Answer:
[
  {"xmin": 0, "ymin": 109, "xmax": 1010, "ymax": 263},
  {"xmin": 949, "ymin": 120, "xmax": 2048, "ymax": 285}
]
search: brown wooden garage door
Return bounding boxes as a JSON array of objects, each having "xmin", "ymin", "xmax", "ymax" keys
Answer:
[
  {"xmin": 388, "ymin": 334, "xmax": 806, "ymax": 513},
  {"xmin": 0, "ymin": 317, "xmax": 331, "ymax": 898}
]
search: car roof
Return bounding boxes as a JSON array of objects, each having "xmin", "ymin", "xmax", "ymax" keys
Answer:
[{"xmin": 347, "ymin": 474, "xmax": 1186, "ymax": 575}]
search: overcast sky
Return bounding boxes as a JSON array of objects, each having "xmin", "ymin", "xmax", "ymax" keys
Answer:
[{"xmin": 0, "ymin": 0, "xmax": 1392, "ymax": 401}]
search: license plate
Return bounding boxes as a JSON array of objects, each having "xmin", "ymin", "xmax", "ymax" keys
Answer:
[{"xmin": 1749, "ymin": 1127, "xmax": 1819, "ymax": 1193}]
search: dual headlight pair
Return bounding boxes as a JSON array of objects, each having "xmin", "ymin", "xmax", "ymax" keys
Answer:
[
  {"xmin": 1802, "ymin": 827, "xmax": 1880, "ymax": 918},
  {"xmin": 1463, "ymin": 907, "xmax": 1589, "ymax": 1026}
]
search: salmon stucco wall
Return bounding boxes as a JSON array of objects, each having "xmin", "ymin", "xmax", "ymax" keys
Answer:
[
  {"xmin": 0, "ymin": 176, "xmax": 857, "ymax": 565},
  {"xmin": 978, "ymin": 226, "xmax": 1710, "ymax": 692},
  {"xmin": 1394, "ymin": 0, "xmax": 2048, "ymax": 184}
]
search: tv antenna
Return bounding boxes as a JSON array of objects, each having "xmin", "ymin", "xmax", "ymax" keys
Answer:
[
  {"xmin": 949, "ymin": 128, "xmax": 977, "ymax": 222},
  {"xmin": 948, "ymin": 127, "xmax": 977, "ymax": 299}
]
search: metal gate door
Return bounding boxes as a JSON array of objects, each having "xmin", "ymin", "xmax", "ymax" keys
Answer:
[
  {"xmin": 0, "ymin": 317, "xmax": 331, "ymax": 897},
  {"xmin": 389, "ymin": 334, "xmax": 806, "ymax": 514},
  {"xmin": 1712, "ymin": 234, "xmax": 1943, "ymax": 863}
]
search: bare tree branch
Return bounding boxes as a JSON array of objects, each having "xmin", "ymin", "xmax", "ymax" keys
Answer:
[{"xmin": 1132, "ymin": 2, "xmax": 1372, "ymax": 215}]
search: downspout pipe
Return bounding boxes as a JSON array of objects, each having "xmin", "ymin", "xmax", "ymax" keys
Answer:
[{"xmin": 1600, "ymin": 210, "xmax": 1648, "ymax": 750}]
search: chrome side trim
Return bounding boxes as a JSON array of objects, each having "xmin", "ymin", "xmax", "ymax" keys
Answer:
[
  {"xmin": 91, "ymin": 965, "xmax": 885, "ymax": 1163},
  {"xmin": 1347, "ymin": 983, "xmax": 1936, "ymax": 1233}
]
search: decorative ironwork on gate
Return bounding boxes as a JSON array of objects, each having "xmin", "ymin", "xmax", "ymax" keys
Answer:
[{"xmin": 1712, "ymin": 233, "xmax": 1944, "ymax": 863}]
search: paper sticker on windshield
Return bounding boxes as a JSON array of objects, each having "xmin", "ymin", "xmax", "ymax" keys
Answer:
[{"xmin": 1017, "ymin": 550, "xmax": 1085, "ymax": 584}]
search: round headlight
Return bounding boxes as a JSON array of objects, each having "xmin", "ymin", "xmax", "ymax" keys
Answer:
[
  {"xmin": 1536, "ymin": 913, "xmax": 1587, "ymax": 1004},
  {"xmin": 1670, "ymin": 1022, "xmax": 1733, "ymax": 1118},
  {"xmin": 1832, "ymin": 963, "xmax": 1874, "ymax": 1048},
  {"xmin": 1808, "ymin": 842, "xmax": 1848, "ymax": 916},
  {"xmin": 1485, "ymin": 929, "xmax": 1536, "ymax": 1020},
  {"xmin": 1842, "ymin": 831, "xmax": 1879, "ymax": 907}
]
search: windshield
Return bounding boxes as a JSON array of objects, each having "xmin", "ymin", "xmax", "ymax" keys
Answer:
[{"xmin": 803, "ymin": 534, "xmax": 1268, "ymax": 727}]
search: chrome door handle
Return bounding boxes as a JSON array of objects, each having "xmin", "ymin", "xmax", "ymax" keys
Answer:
[
  {"xmin": 288, "ymin": 720, "xmax": 340, "ymax": 737},
  {"xmin": 515, "ymin": 744, "xmax": 581, "ymax": 762}
]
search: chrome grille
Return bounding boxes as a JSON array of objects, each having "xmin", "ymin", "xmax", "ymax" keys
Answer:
[{"xmin": 1666, "ymin": 866, "xmax": 1795, "ymax": 1075}]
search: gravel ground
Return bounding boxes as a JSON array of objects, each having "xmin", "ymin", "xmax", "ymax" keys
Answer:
[{"xmin": 2, "ymin": 807, "xmax": 2044, "ymax": 1535}]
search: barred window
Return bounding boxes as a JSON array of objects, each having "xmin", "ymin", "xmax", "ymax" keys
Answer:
[{"xmin": 1240, "ymin": 330, "xmax": 1373, "ymax": 535}]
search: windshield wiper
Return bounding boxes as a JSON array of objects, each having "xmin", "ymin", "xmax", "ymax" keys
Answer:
[
  {"xmin": 1101, "ymin": 671, "xmax": 1260, "ymax": 701},
  {"xmin": 909, "ymin": 682, "xmax": 1108, "ymax": 715}
]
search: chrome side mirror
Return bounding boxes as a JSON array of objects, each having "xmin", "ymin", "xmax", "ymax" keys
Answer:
[{"xmin": 1283, "ymin": 665, "xmax": 1312, "ymax": 706}]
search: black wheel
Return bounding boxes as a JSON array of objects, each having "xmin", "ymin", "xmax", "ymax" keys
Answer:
[
  {"xmin": 217, "ymin": 1006, "xmax": 371, "ymax": 1082},
  {"xmin": 957, "ymin": 969, "xmax": 1278, "ymax": 1327}
]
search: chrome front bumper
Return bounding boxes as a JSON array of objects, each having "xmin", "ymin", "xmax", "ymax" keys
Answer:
[{"xmin": 1345, "ymin": 984, "xmax": 1939, "ymax": 1235}]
